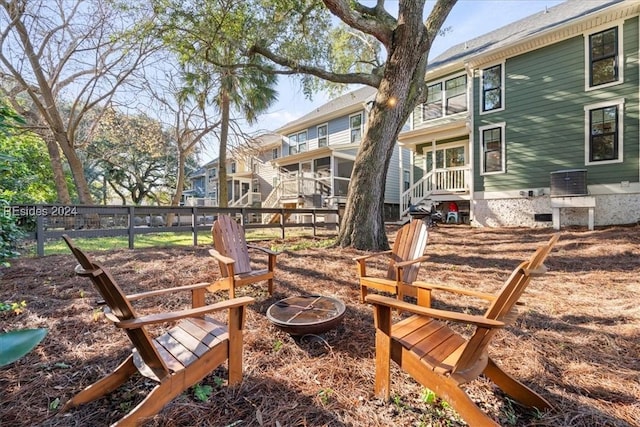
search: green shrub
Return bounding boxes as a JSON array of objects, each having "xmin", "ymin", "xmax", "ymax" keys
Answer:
[{"xmin": 0, "ymin": 199, "xmax": 24, "ymax": 267}]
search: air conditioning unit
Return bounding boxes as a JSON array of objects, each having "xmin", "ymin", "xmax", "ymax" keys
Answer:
[{"xmin": 550, "ymin": 169, "xmax": 588, "ymax": 197}]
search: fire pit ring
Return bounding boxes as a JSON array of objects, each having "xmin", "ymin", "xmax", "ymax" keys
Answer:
[{"xmin": 266, "ymin": 295, "xmax": 346, "ymax": 335}]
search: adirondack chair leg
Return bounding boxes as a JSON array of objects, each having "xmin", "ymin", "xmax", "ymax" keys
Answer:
[
  {"xmin": 372, "ymin": 305, "xmax": 392, "ymax": 400},
  {"xmin": 227, "ymin": 305, "xmax": 246, "ymax": 385},
  {"xmin": 62, "ymin": 355, "xmax": 137, "ymax": 411},
  {"xmin": 266, "ymin": 277, "xmax": 274, "ymax": 295},
  {"xmin": 484, "ymin": 358, "xmax": 553, "ymax": 410},
  {"xmin": 114, "ymin": 380, "xmax": 179, "ymax": 427},
  {"xmin": 359, "ymin": 285, "xmax": 368, "ymax": 304},
  {"xmin": 437, "ymin": 381, "xmax": 501, "ymax": 427}
]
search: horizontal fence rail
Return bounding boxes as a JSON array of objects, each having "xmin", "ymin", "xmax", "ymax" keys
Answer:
[{"xmin": 7, "ymin": 205, "xmax": 340, "ymax": 256}]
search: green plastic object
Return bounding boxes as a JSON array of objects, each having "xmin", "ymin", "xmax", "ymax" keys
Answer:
[{"xmin": 0, "ymin": 328, "xmax": 48, "ymax": 367}]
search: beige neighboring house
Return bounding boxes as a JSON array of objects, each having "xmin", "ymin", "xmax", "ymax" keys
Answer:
[
  {"xmin": 187, "ymin": 86, "xmax": 412, "ymax": 222},
  {"xmin": 184, "ymin": 153, "xmax": 257, "ymax": 207}
]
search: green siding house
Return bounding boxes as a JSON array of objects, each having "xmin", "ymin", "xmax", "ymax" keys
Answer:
[{"xmin": 399, "ymin": 0, "xmax": 640, "ymax": 228}]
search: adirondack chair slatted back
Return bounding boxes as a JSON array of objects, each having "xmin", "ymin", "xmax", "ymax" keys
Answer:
[
  {"xmin": 62, "ymin": 235, "xmax": 169, "ymax": 379},
  {"xmin": 452, "ymin": 234, "xmax": 558, "ymax": 374},
  {"xmin": 213, "ymin": 215, "xmax": 252, "ymax": 275},
  {"xmin": 387, "ymin": 219, "xmax": 428, "ymax": 283}
]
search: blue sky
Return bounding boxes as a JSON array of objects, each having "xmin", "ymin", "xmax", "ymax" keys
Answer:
[{"xmin": 258, "ymin": 0, "xmax": 565, "ymax": 132}]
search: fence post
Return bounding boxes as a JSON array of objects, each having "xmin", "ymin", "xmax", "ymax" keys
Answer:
[
  {"xmin": 312, "ymin": 210, "xmax": 317, "ymax": 237},
  {"xmin": 36, "ymin": 214, "xmax": 45, "ymax": 257},
  {"xmin": 128, "ymin": 206, "xmax": 135, "ymax": 249},
  {"xmin": 192, "ymin": 207, "xmax": 198, "ymax": 246},
  {"xmin": 279, "ymin": 208, "xmax": 285, "ymax": 239}
]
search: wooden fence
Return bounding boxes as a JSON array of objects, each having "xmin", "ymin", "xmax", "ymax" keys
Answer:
[{"xmin": 8, "ymin": 205, "xmax": 340, "ymax": 256}]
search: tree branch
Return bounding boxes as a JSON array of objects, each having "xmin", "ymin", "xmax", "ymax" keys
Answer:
[
  {"xmin": 322, "ymin": 0, "xmax": 395, "ymax": 47},
  {"xmin": 250, "ymin": 44, "xmax": 380, "ymax": 87}
]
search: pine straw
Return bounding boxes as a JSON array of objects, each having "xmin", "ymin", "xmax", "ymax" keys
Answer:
[{"xmin": 1, "ymin": 224, "xmax": 639, "ymax": 426}]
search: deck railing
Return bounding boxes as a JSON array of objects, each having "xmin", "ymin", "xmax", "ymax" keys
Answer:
[{"xmin": 400, "ymin": 166, "xmax": 470, "ymax": 217}]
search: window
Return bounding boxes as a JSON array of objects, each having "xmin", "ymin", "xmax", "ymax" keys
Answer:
[
  {"xmin": 585, "ymin": 99, "xmax": 623, "ymax": 164},
  {"xmin": 350, "ymin": 113, "xmax": 362, "ymax": 143},
  {"xmin": 317, "ymin": 124, "xmax": 328, "ymax": 147},
  {"xmin": 403, "ymin": 170, "xmax": 410, "ymax": 192},
  {"xmin": 588, "ymin": 27, "xmax": 619, "ymax": 88},
  {"xmin": 208, "ymin": 167, "xmax": 217, "ymax": 181},
  {"xmin": 423, "ymin": 83, "xmax": 442, "ymax": 120},
  {"xmin": 481, "ymin": 64, "xmax": 503, "ymax": 113},
  {"xmin": 230, "ymin": 162, "xmax": 236, "ymax": 173},
  {"xmin": 288, "ymin": 131, "xmax": 308, "ymax": 154},
  {"xmin": 421, "ymin": 74, "xmax": 467, "ymax": 122},
  {"xmin": 479, "ymin": 123, "xmax": 505, "ymax": 174},
  {"xmin": 272, "ymin": 148, "xmax": 278, "ymax": 159},
  {"xmin": 445, "ymin": 75, "xmax": 467, "ymax": 114}
]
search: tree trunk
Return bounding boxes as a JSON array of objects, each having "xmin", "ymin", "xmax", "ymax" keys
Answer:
[
  {"xmin": 337, "ymin": 17, "xmax": 427, "ymax": 250},
  {"xmin": 218, "ymin": 91, "xmax": 230, "ymax": 208},
  {"xmin": 52, "ymin": 130, "xmax": 94, "ymax": 204},
  {"xmin": 42, "ymin": 134, "xmax": 72, "ymax": 204},
  {"xmin": 171, "ymin": 150, "xmax": 188, "ymax": 206}
]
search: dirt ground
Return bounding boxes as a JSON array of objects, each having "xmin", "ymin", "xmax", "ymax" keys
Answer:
[{"xmin": 1, "ymin": 223, "xmax": 639, "ymax": 427}]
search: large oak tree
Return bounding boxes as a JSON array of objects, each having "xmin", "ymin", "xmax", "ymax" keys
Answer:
[
  {"xmin": 249, "ymin": 0, "xmax": 457, "ymax": 250},
  {"xmin": 167, "ymin": 0, "xmax": 457, "ymax": 250}
]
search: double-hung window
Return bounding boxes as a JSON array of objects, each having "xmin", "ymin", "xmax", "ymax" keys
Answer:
[
  {"xmin": 587, "ymin": 27, "xmax": 621, "ymax": 89},
  {"xmin": 585, "ymin": 99, "xmax": 623, "ymax": 164},
  {"xmin": 421, "ymin": 74, "xmax": 467, "ymax": 122},
  {"xmin": 317, "ymin": 124, "xmax": 328, "ymax": 147},
  {"xmin": 481, "ymin": 64, "xmax": 503, "ymax": 113},
  {"xmin": 423, "ymin": 83, "xmax": 442, "ymax": 120},
  {"xmin": 445, "ymin": 75, "xmax": 467, "ymax": 114},
  {"xmin": 350, "ymin": 113, "xmax": 362, "ymax": 143},
  {"xmin": 272, "ymin": 147, "xmax": 279, "ymax": 159},
  {"xmin": 479, "ymin": 123, "xmax": 505, "ymax": 174},
  {"xmin": 230, "ymin": 162, "xmax": 236, "ymax": 173},
  {"xmin": 288, "ymin": 131, "xmax": 307, "ymax": 154}
]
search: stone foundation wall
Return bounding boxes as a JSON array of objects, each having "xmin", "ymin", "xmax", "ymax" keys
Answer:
[{"xmin": 472, "ymin": 193, "xmax": 640, "ymax": 228}]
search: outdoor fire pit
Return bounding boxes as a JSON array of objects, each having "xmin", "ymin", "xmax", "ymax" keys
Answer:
[{"xmin": 266, "ymin": 295, "xmax": 346, "ymax": 335}]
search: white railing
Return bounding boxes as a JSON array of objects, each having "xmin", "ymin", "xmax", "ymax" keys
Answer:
[
  {"xmin": 433, "ymin": 167, "xmax": 468, "ymax": 193},
  {"xmin": 400, "ymin": 171, "xmax": 434, "ymax": 217},
  {"xmin": 230, "ymin": 192, "xmax": 261, "ymax": 207},
  {"xmin": 400, "ymin": 166, "xmax": 470, "ymax": 217}
]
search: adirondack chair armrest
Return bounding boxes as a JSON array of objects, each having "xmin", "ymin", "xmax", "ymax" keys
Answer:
[
  {"xmin": 353, "ymin": 250, "xmax": 393, "ymax": 262},
  {"xmin": 114, "ymin": 296, "xmax": 255, "ymax": 329},
  {"xmin": 412, "ymin": 281, "xmax": 497, "ymax": 301},
  {"xmin": 393, "ymin": 255, "xmax": 430, "ymax": 269},
  {"xmin": 365, "ymin": 294, "xmax": 504, "ymax": 329},
  {"xmin": 125, "ymin": 282, "xmax": 212, "ymax": 301},
  {"xmin": 247, "ymin": 244, "xmax": 279, "ymax": 256},
  {"xmin": 209, "ymin": 248, "xmax": 235, "ymax": 265}
]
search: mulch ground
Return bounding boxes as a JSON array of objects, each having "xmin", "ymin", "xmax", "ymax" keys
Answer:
[{"xmin": 1, "ymin": 224, "xmax": 639, "ymax": 427}]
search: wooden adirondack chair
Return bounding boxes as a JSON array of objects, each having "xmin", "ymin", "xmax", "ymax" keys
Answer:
[
  {"xmin": 61, "ymin": 235, "xmax": 254, "ymax": 427},
  {"xmin": 208, "ymin": 215, "xmax": 278, "ymax": 298},
  {"xmin": 354, "ymin": 219, "xmax": 429, "ymax": 303},
  {"xmin": 366, "ymin": 234, "xmax": 559, "ymax": 426}
]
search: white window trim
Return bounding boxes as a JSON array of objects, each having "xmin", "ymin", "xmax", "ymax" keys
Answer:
[
  {"xmin": 287, "ymin": 130, "xmax": 308, "ymax": 154},
  {"xmin": 420, "ymin": 72, "xmax": 468, "ymax": 124},
  {"xmin": 584, "ymin": 98, "xmax": 624, "ymax": 166},
  {"xmin": 479, "ymin": 62, "xmax": 505, "ymax": 115},
  {"xmin": 349, "ymin": 113, "xmax": 363, "ymax": 143},
  {"xmin": 479, "ymin": 122, "xmax": 506, "ymax": 175},
  {"xmin": 584, "ymin": 22, "xmax": 624, "ymax": 92},
  {"xmin": 317, "ymin": 123, "xmax": 329, "ymax": 147}
]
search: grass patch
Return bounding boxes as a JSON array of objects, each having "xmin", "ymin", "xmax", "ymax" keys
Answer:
[{"xmin": 21, "ymin": 228, "xmax": 337, "ymax": 256}]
